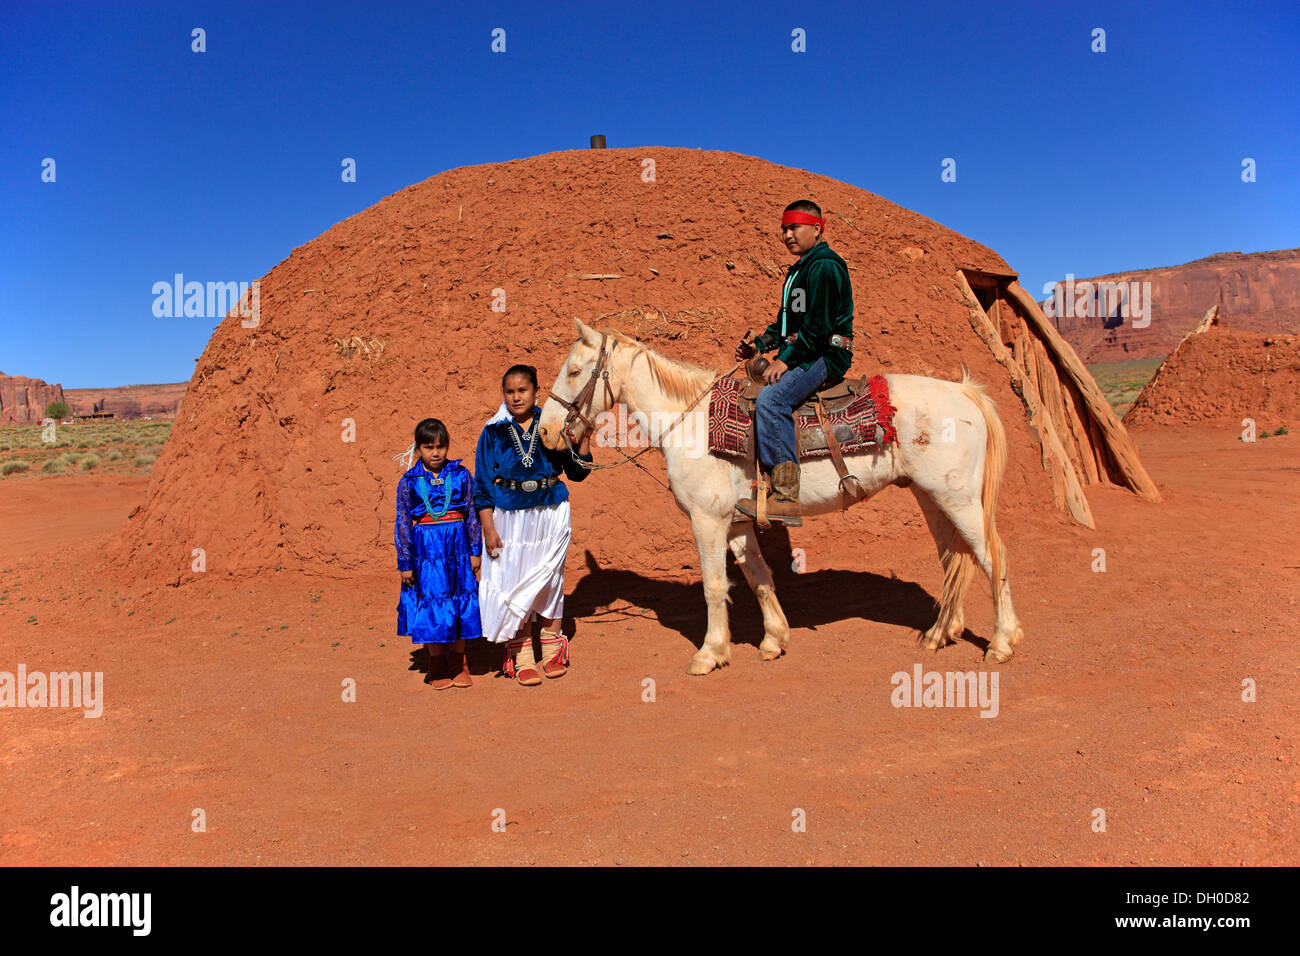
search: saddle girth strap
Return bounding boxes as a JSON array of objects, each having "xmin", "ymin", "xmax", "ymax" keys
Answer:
[{"xmin": 813, "ymin": 394, "xmax": 866, "ymax": 508}]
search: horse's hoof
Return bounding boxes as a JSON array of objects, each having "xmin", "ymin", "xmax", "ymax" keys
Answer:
[
  {"xmin": 919, "ymin": 627, "xmax": 949, "ymax": 651},
  {"xmin": 984, "ymin": 645, "xmax": 1013, "ymax": 664},
  {"xmin": 759, "ymin": 647, "xmax": 783, "ymax": 661},
  {"xmin": 687, "ymin": 656, "xmax": 717, "ymax": 676}
]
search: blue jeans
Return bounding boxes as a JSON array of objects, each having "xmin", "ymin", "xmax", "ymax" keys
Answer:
[{"xmin": 755, "ymin": 357, "xmax": 828, "ymax": 470}]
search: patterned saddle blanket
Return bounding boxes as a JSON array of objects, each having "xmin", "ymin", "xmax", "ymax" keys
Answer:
[{"xmin": 707, "ymin": 374, "xmax": 898, "ymax": 461}]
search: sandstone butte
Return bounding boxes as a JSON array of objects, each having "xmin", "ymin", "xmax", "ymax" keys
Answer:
[
  {"xmin": 0, "ymin": 372, "xmax": 66, "ymax": 424},
  {"xmin": 1042, "ymin": 248, "xmax": 1300, "ymax": 363},
  {"xmin": 0, "ymin": 373, "xmax": 184, "ymax": 423},
  {"xmin": 106, "ymin": 146, "xmax": 1127, "ymax": 587}
]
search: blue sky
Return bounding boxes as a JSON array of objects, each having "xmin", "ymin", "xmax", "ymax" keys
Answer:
[{"xmin": 2, "ymin": 0, "xmax": 1296, "ymax": 387}]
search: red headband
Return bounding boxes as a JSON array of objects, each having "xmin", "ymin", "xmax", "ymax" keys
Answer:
[{"xmin": 781, "ymin": 210, "xmax": 825, "ymax": 230}]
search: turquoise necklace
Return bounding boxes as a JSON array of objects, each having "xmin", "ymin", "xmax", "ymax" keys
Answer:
[{"xmin": 415, "ymin": 466, "xmax": 454, "ymax": 517}]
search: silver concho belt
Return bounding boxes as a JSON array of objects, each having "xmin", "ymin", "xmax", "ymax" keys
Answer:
[{"xmin": 495, "ymin": 476, "xmax": 559, "ymax": 493}]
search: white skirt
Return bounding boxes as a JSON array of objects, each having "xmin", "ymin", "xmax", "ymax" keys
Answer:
[{"xmin": 478, "ymin": 500, "xmax": 572, "ymax": 643}]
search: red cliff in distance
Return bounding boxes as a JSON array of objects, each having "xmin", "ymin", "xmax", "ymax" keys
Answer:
[
  {"xmin": 0, "ymin": 374, "xmax": 186, "ymax": 424},
  {"xmin": 1043, "ymin": 248, "xmax": 1300, "ymax": 363},
  {"xmin": 0, "ymin": 372, "xmax": 66, "ymax": 424},
  {"xmin": 63, "ymin": 384, "xmax": 187, "ymax": 420}
]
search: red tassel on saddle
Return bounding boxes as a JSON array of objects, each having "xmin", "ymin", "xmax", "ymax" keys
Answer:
[{"xmin": 869, "ymin": 375, "xmax": 898, "ymax": 445}]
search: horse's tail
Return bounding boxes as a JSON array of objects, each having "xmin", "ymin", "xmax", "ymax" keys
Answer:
[{"xmin": 958, "ymin": 370, "xmax": 1007, "ymax": 598}]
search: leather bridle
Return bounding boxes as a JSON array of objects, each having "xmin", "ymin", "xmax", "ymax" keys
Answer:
[
  {"xmin": 543, "ymin": 330, "xmax": 740, "ymax": 491},
  {"xmin": 545, "ymin": 331, "xmax": 617, "ymax": 449}
]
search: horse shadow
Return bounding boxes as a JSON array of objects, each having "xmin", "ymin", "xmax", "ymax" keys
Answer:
[
  {"xmin": 563, "ymin": 535, "xmax": 989, "ymax": 656},
  {"xmin": 405, "ymin": 530, "xmax": 987, "ymax": 676}
]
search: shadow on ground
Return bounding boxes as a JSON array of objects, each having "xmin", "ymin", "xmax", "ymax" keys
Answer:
[
  {"xmin": 409, "ymin": 532, "xmax": 984, "ymax": 678},
  {"xmin": 565, "ymin": 544, "xmax": 986, "ymax": 656}
]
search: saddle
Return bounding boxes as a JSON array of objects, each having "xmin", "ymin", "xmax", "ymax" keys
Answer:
[
  {"xmin": 738, "ymin": 356, "xmax": 869, "ymax": 447},
  {"xmin": 735, "ymin": 356, "xmax": 890, "ymax": 458},
  {"xmin": 708, "ymin": 355, "xmax": 900, "ymax": 507}
]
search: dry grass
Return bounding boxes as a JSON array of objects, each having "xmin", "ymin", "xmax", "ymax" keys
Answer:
[
  {"xmin": 1087, "ymin": 357, "xmax": 1165, "ymax": 418},
  {"xmin": 594, "ymin": 305, "xmax": 728, "ymax": 342},
  {"xmin": 334, "ymin": 336, "xmax": 386, "ymax": 362},
  {"xmin": 0, "ymin": 419, "xmax": 172, "ymax": 478}
]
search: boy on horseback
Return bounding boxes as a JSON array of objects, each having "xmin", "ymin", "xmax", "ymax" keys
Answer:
[{"xmin": 735, "ymin": 200, "xmax": 855, "ymax": 526}]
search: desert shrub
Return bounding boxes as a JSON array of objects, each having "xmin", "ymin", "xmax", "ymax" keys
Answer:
[
  {"xmin": 41, "ymin": 459, "xmax": 66, "ymax": 473},
  {"xmin": 107, "ymin": 450, "xmax": 123, "ymax": 461},
  {"xmin": 1, "ymin": 460, "xmax": 30, "ymax": 475},
  {"xmin": 1276, "ymin": 425, "xmax": 1289, "ymax": 436},
  {"xmin": 79, "ymin": 455, "xmax": 99, "ymax": 471},
  {"xmin": 134, "ymin": 453, "xmax": 157, "ymax": 467}
]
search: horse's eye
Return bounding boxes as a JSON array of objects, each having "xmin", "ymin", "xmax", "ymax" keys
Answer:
[{"xmin": 567, "ymin": 367, "xmax": 580, "ymax": 377}]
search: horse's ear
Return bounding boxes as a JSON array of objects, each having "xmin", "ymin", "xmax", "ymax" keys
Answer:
[{"xmin": 574, "ymin": 316, "xmax": 600, "ymax": 346}]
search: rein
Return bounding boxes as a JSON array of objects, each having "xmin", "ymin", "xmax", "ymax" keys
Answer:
[{"xmin": 546, "ymin": 331, "xmax": 740, "ymax": 492}]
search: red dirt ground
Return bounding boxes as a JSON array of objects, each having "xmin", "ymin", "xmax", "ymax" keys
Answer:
[{"xmin": 2, "ymin": 425, "xmax": 1295, "ymax": 866}]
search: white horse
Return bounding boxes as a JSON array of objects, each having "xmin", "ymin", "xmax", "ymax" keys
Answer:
[{"xmin": 538, "ymin": 318, "xmax": 1024, "ymax": 675}]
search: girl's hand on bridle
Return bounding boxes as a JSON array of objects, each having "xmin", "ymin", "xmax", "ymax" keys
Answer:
[{"xmin": 400, "ymin": 570, "xmax": 414, "ymax": 587}]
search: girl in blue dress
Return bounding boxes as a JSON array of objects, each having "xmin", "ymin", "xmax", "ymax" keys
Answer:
[
  {"xmin": 395, "ymin": 418, "xmax": 482, "ymax": 689},
  {"xmin": 475, "ymin": 365, "xmax": 593, "ymax": 686}
]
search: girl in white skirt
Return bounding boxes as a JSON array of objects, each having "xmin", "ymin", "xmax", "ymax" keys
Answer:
[{"xmin": 474, "ymin": 365, "xmax": 592, "ymax": 685}]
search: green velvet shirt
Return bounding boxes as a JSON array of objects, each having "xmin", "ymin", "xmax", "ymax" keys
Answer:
[{"xmin": 752, "ymin": 240, "xmax": 854, "ymax": 379}]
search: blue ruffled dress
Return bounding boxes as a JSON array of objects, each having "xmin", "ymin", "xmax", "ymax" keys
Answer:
[{"xmin": 395, "ymin": 459, "xmax": 483, "ymax": 644}]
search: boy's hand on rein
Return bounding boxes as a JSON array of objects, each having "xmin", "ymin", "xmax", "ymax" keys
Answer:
[
  {"xmin": 400, "ymin": 570, "xmax": 413, "ymax": 587},
  {"xmin": 483, "ymin": 528, "xmax": 503, "ymax": 558}
]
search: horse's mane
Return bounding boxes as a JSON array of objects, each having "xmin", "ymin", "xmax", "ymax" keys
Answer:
[{"xmin": 606, "ymin": 330, "xmax": 717, "ymax": 405}]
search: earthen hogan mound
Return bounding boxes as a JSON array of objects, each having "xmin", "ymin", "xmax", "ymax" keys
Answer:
[
  {"xmin": 106, "ymin": 147, "xmax": 1076, "ymax": 586},
  {"xmin": 1126, "ymin": 324, "xmax": 1300, "ymax": 430}
]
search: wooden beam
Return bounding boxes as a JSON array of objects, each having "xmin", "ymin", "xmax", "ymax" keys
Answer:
[
  {"xmin": 1004, "ymin": 280, "xmax": 1162, "ymax": 503},
  {"xmin": 955, "ymin": 270, "xmax": 1094, "ymax": 526},
  {"xmin": 1061, "ymin": 377, "xmax": 1101, "ymax": 485}
]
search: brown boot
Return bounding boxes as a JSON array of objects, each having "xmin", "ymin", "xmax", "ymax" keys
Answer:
[
  {"xmin": 765, "ymin": 461, "xmax": 803, "ymax": 526},
  {"xmin": 425, "ymin": 646, "xmax": 454, "ymax": 690},
  {"xmin": 736, "ymin": 473, "xmax": 771, "ymax": 528},
  {"xmin": 736, "ymin": 465, "xmax": 803, "ymax": 527},
  {"xmin": 450, "ymin": 647, "xmax": 472, "ymax": 688}
]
